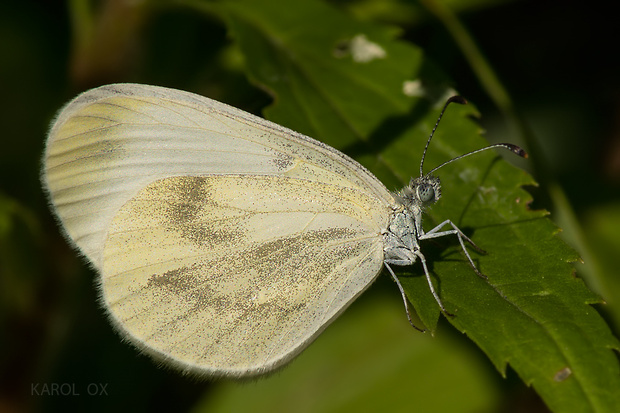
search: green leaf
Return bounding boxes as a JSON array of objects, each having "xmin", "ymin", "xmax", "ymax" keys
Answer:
[
  {"xmin": 186, "ymin": 0, "xmax": 620, "ymax": 411},
  {"xmin": 194, "ymin": 293, "xmax": 503, "ymax": 412}
]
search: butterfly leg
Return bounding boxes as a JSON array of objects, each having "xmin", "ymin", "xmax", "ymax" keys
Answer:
[
  {"xmin": 384, "ymin": 262, "xmax": 425, "ymax": 332},
  {"xmin": 423, "ymin": 219, "xmax": 486, "ymax": 253},
  {"xmin": 420, "ymin": 220, "xmax": 487, "ymax": 279},
  {"xmin": 385, "ymin": 251, "xmax": 453, "ymax": 322},
  {"xmin": 412, "ymin": 250, "xmax": 453, "ymax": 316}
]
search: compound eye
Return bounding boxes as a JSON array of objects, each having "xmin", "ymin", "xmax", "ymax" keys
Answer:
[{"xmin": 417, "ymin": 184, "xmax": 435, "ymax": 203}]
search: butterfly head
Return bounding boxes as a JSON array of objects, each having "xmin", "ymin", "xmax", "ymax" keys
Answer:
[{"xmin": 395, "ymin": 175, "xmax": 441, "ymax": 211}]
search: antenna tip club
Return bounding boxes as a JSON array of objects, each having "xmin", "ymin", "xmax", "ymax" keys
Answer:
[
  {"xmin": 501, "ymin": 143, "xmax": 528, "ymax": 158},
  {"xmin": 447, "ymin": 96, "xmax": 468, "ymax": 105}
]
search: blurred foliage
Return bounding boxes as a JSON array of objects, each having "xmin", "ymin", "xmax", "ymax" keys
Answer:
[{"xmin": 1, "ymin": 0, "xmax": 619, "ymax": 412}]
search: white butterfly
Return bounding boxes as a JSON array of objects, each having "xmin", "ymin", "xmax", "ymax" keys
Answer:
[{"xmin": 43, "ymin": 84, "xmax": 526, "ymax": 377}]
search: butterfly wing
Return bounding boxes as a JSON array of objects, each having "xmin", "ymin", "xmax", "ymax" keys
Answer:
[
  {"xmin": 43, "ymin": 84, "xmax": 394, "ymax": 376},
  {"xmin": 44, "ymin": 84, "xmax": 392, "ymax": 267},
  {"xmin": 104, "ymin": 174, "xmax": 385, "ymax": 376}
]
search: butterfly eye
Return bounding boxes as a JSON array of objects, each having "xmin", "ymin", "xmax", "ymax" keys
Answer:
[{"xmin": 417, "ymin": 183, "xmax": 435, "ymax": 203}]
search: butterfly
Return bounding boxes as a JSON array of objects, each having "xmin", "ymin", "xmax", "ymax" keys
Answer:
[{"xmin": 43, "ymin": 84, "xmax": 526, "ymax": 377}]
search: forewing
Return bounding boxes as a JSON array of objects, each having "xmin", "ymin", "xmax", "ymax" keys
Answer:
[
  {"xmin": 43, "ymin": 84, "xmax": 393, "ymax": 267},
  {"xmin": 102, "ymin": 175, "xmax": 386, "ymax": 376}
]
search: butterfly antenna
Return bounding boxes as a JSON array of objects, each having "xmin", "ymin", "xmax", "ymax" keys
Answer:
[
  {"xmin": 420, "ymin": 96, "xmax": 528, "ymax": 176},
  {"xmin": 419, "ymin": 96, "xmax": 468, "ymax": 177},
  {"xmin": 425, "ymin": 143, "xmax": 527, "ymax": 177}
]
